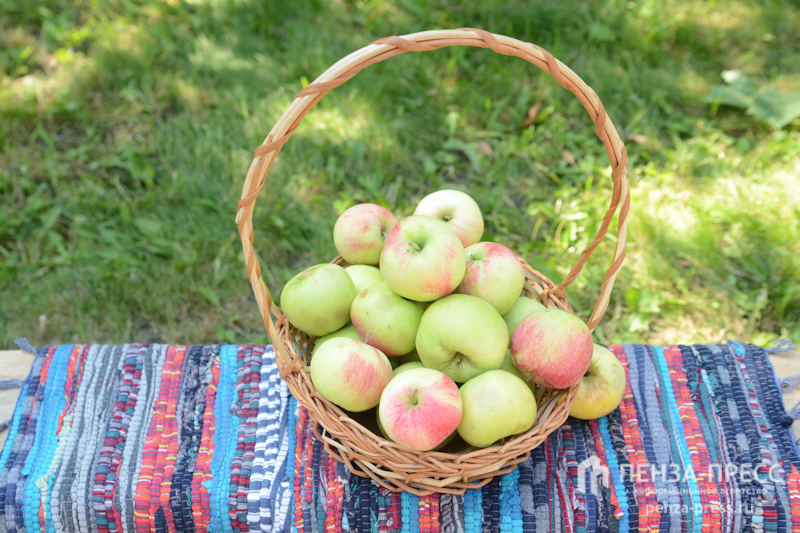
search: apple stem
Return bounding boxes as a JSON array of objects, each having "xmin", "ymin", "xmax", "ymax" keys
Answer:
[
  {"xmin": 411, "ymin": 389, "xmax": 418, "ymax": 405},
  {"xmin": 408, "ymin": 241, "xmax": 421, "ymax": 252},
  {"xmin": 364, "ymin": 332, "xmax": 371, "ymax": 344}
]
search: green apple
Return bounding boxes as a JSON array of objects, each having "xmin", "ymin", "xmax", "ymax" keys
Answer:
[
  {"xmin": 378, "ymin": 367, "xmax": 462, "ymax": 451},
  {"xmin": 309, "ymin": 338, "xmax": 393, "ymax": 412},
  {"xmin": 280, "ymin": 264, "xmax": 357, "ymax": 336},
  {"xmin": 456, "ymin": 242, "xmax": 525, "ymax": 315},
  {"xmin": 380, "ymin": 215, "xmax": 466, "ymax": 302},
  {"xmin": 394, "ymin": 349, "xmax": 421, "ymax": 366},
  {"xmin": 502, "ymin": 297, "xmax": 545, "ymax": 336},
  {"xmin": 413, "ymin": 189, "xmax": 484, "ymax": 247},
  {"xmin": 511, "ymin": 308, "xmax": 593, "ymax": 389},
  {"xmin": 350, "ymin": 282, "xmax": 426, "ymax": 356},
  {"xmin": 392, "ymin": 361, "xmax": 425, "ymax": 377},
  {"xmin": 457, "ymin": 370, "xmax": 537, "ymax": 448},
  {"xmin": 312, "ymin": 324, "xmax": 362, "ymax": 354},
  {"xmin": 345, "ymin": 265, "xmax": 384, "ymax": 295},
  {"xmin": 389, "ymin": 349, "xmax": 421, "ymax": 369},
  {"xmin": 499, "ymin": 351, "xmax": 538, "ymax": 395},
  {"xmin": 569, "ymin": 344, "xmax": 626, "ymax": 420},
  {"xmin": 333, "ymin": 203, "xmax": 398, "ymax": 265},
  {"xmin": 415, "ymin": 294, "xmax": 508, "ymax": 383}
]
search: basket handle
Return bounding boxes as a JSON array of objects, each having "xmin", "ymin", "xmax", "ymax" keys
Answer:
[{"xmin": 236, "ymin": 29, "xmax": 630, "ymax": 365}]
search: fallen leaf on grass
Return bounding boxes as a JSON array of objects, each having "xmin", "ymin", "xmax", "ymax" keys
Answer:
[
  {"xmin": 477, "ymin": 141, "xmax": 494, "ymax": 157},
  {"xmin": 522, "ymin": 101, "xmax": 543, "ymax": 128},
  {"xmin": 627, "ymin": 134, "xmax": 648, "ymax": 145},
  {"xmin": 707, "ymin": 69, "xmax": 800, "ymax": 129},
  {"xmin": 562, "ymin": 149, "xmax": 576, "ymax": 166}
]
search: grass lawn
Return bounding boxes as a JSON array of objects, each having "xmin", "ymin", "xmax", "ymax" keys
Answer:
[{"xmin": 1, "ymin": 0, "xmax": 799, "ymax": 348}]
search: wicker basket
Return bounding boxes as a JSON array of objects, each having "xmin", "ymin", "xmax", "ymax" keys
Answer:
[{"xmin": 236, "ymin": 28, "xmax": 630, "ymax": 496}]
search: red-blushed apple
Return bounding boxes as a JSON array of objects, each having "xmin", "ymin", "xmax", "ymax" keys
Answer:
[
  {"xmin": 375, "ymin": 409, "xmax": 457, "ymax": 451},
  {"xmin": 392, "ymin": 361, "xmax": 425, "ymax": 377},
  {"xmin": 457, "ymin": 370, "xmax": 538, "ymax": 448},
  {"xmin": 502, "ymin": 297, "xmax": 545, "ymax": 336},
  {"xmin": 415, "ymin": 294, "xmax": 508, "ymax": 383},
  {"xmin": 378, "ymin": 367, "xmax": 462, "ymax": 451},
  {"xmin": 334, "ymin": 203, "xmax": 398, "ymax": 265},
  {"xmin": 380, "ymin": 216, "xmax": 466, "ymax": 302},
  {"xmin": 312, "ymin": 324, "xmax": 362, "ymax": 355},
  {"xmin": 511, "ymin": 309, "xmax": 593, "ymax": 389},
  {"xmin": 310, "ymin": 338, "xmax": 392, "ymax": 412},
  {"xmin": 280, "ymin": 264, "xmax": 357, "ymax": 336},
  {"xmin": 345, "ymin": 265, "xmax": 384, "ymax": 295},
  {"xmin": 350, "ymin": 282, "xmax": 426, "ymax": 356},
  {"xmin": 569, "ymin": 344, "xmax": 626, "ymax": 420},
  {"xmin": 376, "ymin": 404, "xmax": 456, "ymax": 450},
  {"xmin": 414, "ymin": 190, "xmax": 484, "ymax": 247},
  {"xmin": 456, "ymin": 242, "xmax": 525, "ymax": 315}
]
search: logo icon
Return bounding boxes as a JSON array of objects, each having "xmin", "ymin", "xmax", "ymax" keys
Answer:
[{"xmin": 576, "ymin": 456, "xmax": 610, "ymax": 493}]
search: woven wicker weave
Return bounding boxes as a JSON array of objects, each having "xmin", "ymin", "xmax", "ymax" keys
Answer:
[{"xmin": 236, "ymin": 29, "xmax": 630, "ymax": 496}]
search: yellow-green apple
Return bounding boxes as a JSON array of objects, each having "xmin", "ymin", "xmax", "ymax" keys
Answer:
[
  {"xmin": 309, "ymin": 338, "xmax": 392, "ymax": 412},
  {"xmin": 392, "ymin": 361, "xmax": 425, "ymax": 377},
  {"xmin": 415, "ymin": 294, "xmax": 508, "ymax": 383},
  {"xmin": 350, "ymin": 282, "xmax": 426, "ymax": 356},
  {"xmin": 312, "ymin": 324, "xmax": 362, "ymax": 354},
  {"xmin": 380, "ymin": 216, "xmax": 466, "ymax": 302},
  {"xmin": 413, "ymin": 190, "xmax": 483, "ymax": 247},
  {"xmin": 345, "ymin": 265, "xmax": 384, "ymax": 295},
  {"xmin": 569, "ymin": 344, "xmax": 626, "ymax": 420},
  {"xmin": 499, "ymin": 351, "xmax": 538, "ymax": 395},
  {"xmin": 456, "ymin": 242, "xmax": 525, "ymax": 315},
  {"xmin": 376, "ymin": 405, "xmax": 456, "ymax": 450},
  {"xmin": 334, "ymin": 203, "xmax": 398, "ymax": 265},
  {"xmin": 511, "ymin": 309, "xmax": 593, "ymax": 389},
  {"xmin": 388, "ymin": 349, "xmax": 422, "ymax": 369},
  {"xmin": 394, "ymin": 349, "xmax": 421, "ymax": 365},
  {"xmin": 280, "ymin": 264, "xmax": 356, "ymax": 336},
  {"xmin": 502, "ymin": 297, "xmax": 545, "ymax": 336},
  {"xmin": 378, "ymin": 367, "xmax": 462, "ymax": 451},
  {"xmin": 457, "ymin": 370, "xmax": 537, "ymax": 448}
]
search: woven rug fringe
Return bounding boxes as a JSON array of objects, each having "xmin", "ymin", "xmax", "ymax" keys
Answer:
[
  {"xmin": 0, "ymin": 372, "xmax": 24, "ymax": 437},
  {"xmin": 0, "ymin": 379, "xmax": 23, "ymax": 389},
  {"xmin": 765, "ymin": 338, "xmax": 795, "ymax": 354},
  {"xmin": 14, "ymin": 337, "xmax": 37, "ymax": 354},
  {"xmin": 778, "ymin": 374, "xmax": 800, "ymax": 394},
  {"xmin": 1, "ymin": 346, "xmax": 33, "ymax": 441}
]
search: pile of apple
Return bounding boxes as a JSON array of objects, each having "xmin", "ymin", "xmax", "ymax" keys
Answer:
[{"xmin": 280, "ymin": 190, "xmax": 626, "ymax": 452}]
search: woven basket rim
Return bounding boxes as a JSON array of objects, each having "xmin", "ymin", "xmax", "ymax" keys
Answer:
[{"xmin": 235, "ymin": 28, "xmax": 630, "ymax": 495}]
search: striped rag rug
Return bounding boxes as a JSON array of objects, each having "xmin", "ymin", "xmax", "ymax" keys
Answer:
[{"xmin": 0, "ymin": 342, "xmax": 798, "ymax": 532}]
